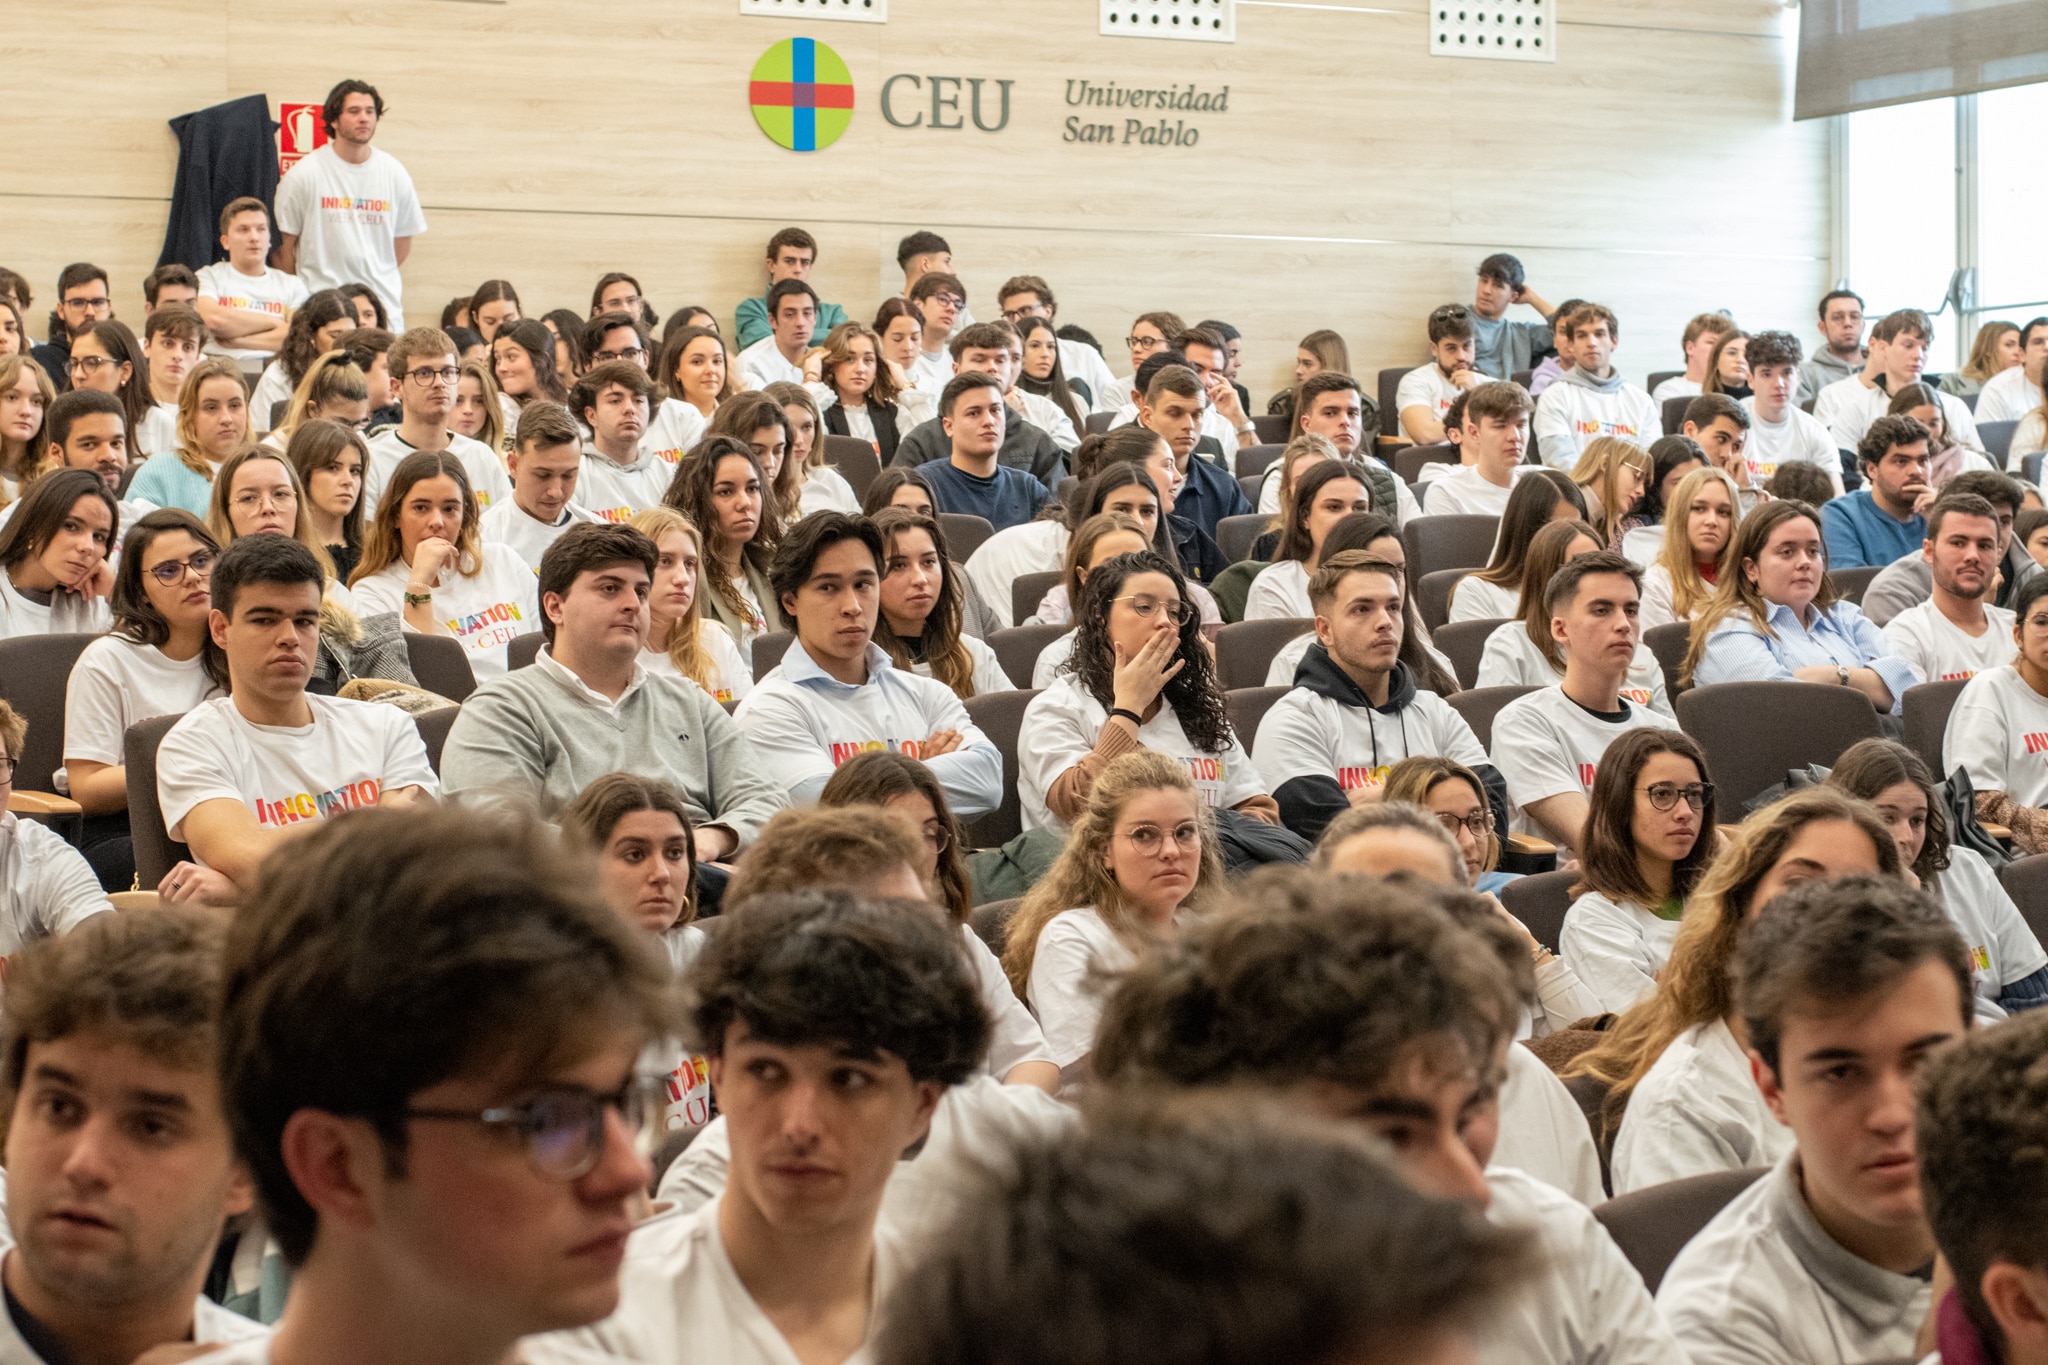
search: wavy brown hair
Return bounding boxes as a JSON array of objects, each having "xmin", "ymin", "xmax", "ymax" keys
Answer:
[
  {"xmin": 1063, "ymin": 551, "xmax": 1233, "ymax": 754},
  {"xmin": 818, "ymin": 320, "xmax": 904, "ymax": 411},
  {"xmin": 560, "ymin": 772, "xmax": 699, "ymax": 927},
  {"xmin": 819, "ymin": 749, "xmax": 973, "ymax": 924},
  {"xmin": 662, "ymin": 436, "xmax": 777, "ymax": 632},
  {"xmin": 349, "ymin": 450, "xmax": 485, "ymax": 586},
  {"xmin": 1514, "ymin": 518, "xmax": 1603, "ymax": 668},
  {"xmin": 1572, "ymin": 728, "xmax": 1718, "ymax": 907},
  {"xmin": 871, "ymin": 507, "xmax": 977, "ymax": 699}
]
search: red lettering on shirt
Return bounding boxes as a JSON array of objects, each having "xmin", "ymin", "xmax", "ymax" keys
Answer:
[{"xmin": 2025, "ymin": 732, "xmax": 2048, "ymax": 756}]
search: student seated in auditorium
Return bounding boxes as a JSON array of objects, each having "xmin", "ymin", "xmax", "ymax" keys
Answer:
[
  {"xmin": 1866, "ymin": 469, "xmax": 2033, "ymax": 626},
  {"xmin": 1875, "ymin": 492, "xmax": 2015, "ymax": 682},
  {"xmin": 570, "ymin": 361, "xmax": 668, "ymax": 524},
  {"xmin": 1019, "ymin": 550, "xmax": 1276, "ymax": 833},
  {"xmin": 360, "ymin": 327, "xmax": 511, "ymax": 518},
  {"xmin": 810, "ymin": 320, "xmax": 930, "ymax": 468},
  {"xmin": 995, "ymin": 274, "xmax": 1122, "ymax": 411},
  {"xmin": 662, "ymin": 435, "xmax": 785, "ymax": 644},
  {"xmin": 62, "ymin": 511, "xmax": 224, "ymax": 888},
  {"xmin": 1657, "ymin": 875, "xmax": 1971, "ymax": 1365},
  {"xmin": 583, "ymin": 310, "xmax": 650, "ymax": 376},
  {"xmin": 1814, "ymin": 308, "xmax": 1983, "ymax": 456},
  {"xmin": 1800, "ymin": 288, "xmax": 1866, "ymax": 401},
  {"xmin": 206, "ymin": 447, "xmax": 353, "ymax": 609},
  {"xmin": 1740, "ymin": 330, "xmax": 1843, "ymax": 493},
  {"xmin": 1128, "ymin": 357, "xmax": 1252, "ymax": 538},
  {"xmin": 1478, "ymin": 520, "xmax": 1673, "ymax": 711},
  {"xmin": 945, "ymin": 321, "xmax": 1079, "ymax": 454},
  {"xmin": 1533, "ymin": 303, "xmax": 1661, "ymax": 469},
  {"xmin": 349, "ymin": 450, "xmax": 538, "ymax": 678},
  {"xmin": 1826, "ymin": 738, "xmax": 2047, "ymax": 1018},
  {"xmin": 0, "ymin": 469, "xmax": 115, "ymax": 639},
  {"xmin": 1526, "ymin": 297, "xmax": 1585, "ymax": 397},
  {"xmin": 441, "ymin": 522, "xmax": 785, "ymax": 868},
  {"xmin": 1639, "ymin": 466, "xmax": 1740, "ymax": 631},
  {"xmin": 1468, "ymin": 251, "xmax": 1557, "ymax": 380},
  {"xmin": 887, "ymin": 331, "xmax": 1069, "ymax": 491},
  {"xmin": 36, "ymin": 388, "xmax": 154, "ymax": 532},
  {"xmin": 1650, "ymin": 312, "xmax": 1739, "ymax": 405},
  {"xmin": 1168, "ymin": 325, "xmax": 1262, "ymax": 456},
  {"xmin": 155, "ymin": 536, "xmax": 436, "ymax": 906},
  {"xmin": 1254, "ymin": 430, "xmax": 1337, "ymax": 518},
  {"xmin": 1558, "ymin": 728, "xmax": 1717, "ymax": 1014},
  {"xmin": 210, "ymin": 806, "xmax": 670, "ymax": 1365},
  {"xmin": 124, "ymin": 356, "xmax": 250, "ymax": 517},
  {"xmin": 734, "ymin": 278, "xmax": 816, "ymax": 391},
  {"xmin": 480, "ymin": 400, "xmax": 595, "ymax": 575},
  {"xmin": 1242, "ymin": 459, "xmax": 1374, "ymax": 620},
  {"xmin": 1262, "ymin": 512, "xmax": 1460, "ymax": 690},
  {"xmin": 0, "ymin": 695, "xmax": 109, "ymax": 947},
  {"xmin": 1092, "ymin": 429, "xmax": 1230, "ymax": 589},
  {"xmin": 1964, "ymin": 314, "xmax": 2044, "ymax": 420},
  {"xmin": 907, "ymin": 270, "xmax": 969, "ymax": 394},
  {"xmin": 1567, "ymin": 788, "xmax": 1897, "ymax": 1192},
  {"xmin": 735, "ymin": 512, "xmax": 1000, "ymax": 815},
  {"xmin": 1094, "ymin": 868, "xmax": 1688, "ymax": 1364},
  {"xmin": 1447, "ymin": 468, "xmax": 1589, "ymax": 624},
  {"xmin": 1426, "ymin": 381, "xmax": 1532, "ymax": 517},
  {"xmin": 1943, "ymin": 575, "xmax": 2048, "ymax": 854},
  {"xmin": 1290, "ymin": 370, "xmax": 1422, "ymax": 527},
  {"xmin": 628, "ymin": 506, "xmax": 754, "ymax": 703},
  {"xmin": 528, "ymin": 887, "xmax": 987, "ymax": 1365},
  {"xmin": 1381, "ymin": 755, "xmax": 1517, "ymax": 894},
  {"xmin": 1399, "ymin": 304, "xmax": 1486, "ymax": 444},
  {"xmin": 0, "ymin": 912, "xmax": 266, "ymax": 1362},
  {"xmin": 137, "ymin": 304, "xmax": 206, "ymax": 457},
  {"xmin": 1567, "ymin": 435, "xmax": 1651, "ymax": 551},
  {"xmin": 732, "ymin": 228, "xmax": 844, "ymax": 350},
  {"xmin": 1490, "ymin": 551, "xmax": 1680, "ymax": 854},
  {"xmin": 765, "ymin": 377, "xmax": 859, "ymax": 518},
  {"xmin": 1689, "ymin": 495, "xmax": 1919, "ymax": 703},
  {"xmin": 870, "ymin": 507, "xmax": 1010, "ymax": 699},
  {"xmin": 902, "ymin": 373, "xmax": 1053, "ymax": 531},
  {"xmin": 709, "ymin": 390, "xmax": 803, "ymax": 543},
  {"xmin": 1253, "ymin": 552, "xmax": 1495, "ymax": 842}
]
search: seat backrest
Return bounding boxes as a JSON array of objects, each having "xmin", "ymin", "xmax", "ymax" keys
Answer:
[
  {"xmin": 1432, "ymin": 617, "xmax": 1506, "ymax": 691},
  {"xmin": 988, "ymin": 624, "xmax": 1066, "ymax": 689},
  {"xmin": 1828, "ymin": 564, "xmax": 1880, "ymax": 605},
  {"xmin": 1226, "ymin": 686, "xmax": 1291, "ymax": 750},
  {"xmin": 1376, "ymin": 367, "xmax": 1407, "ymax": 436},
  {"xmin": 1215, "ymin": 514, "xmax": 1268, "ymax": 566},
  {"xmin": 1233, "ymin": 442, "xmax": 1285, "ymax": 478},
  {"xmin": 969, "ymin": 896, "xmax": 1022, "ymax": 953},
  {"xmin": 1417, "ymin": 567, "xmax": 1470, "ymax": 633},
  {"xmin": 1645, "ymin": 369, "xmax": 1682, "ymax": 397},
  {"xmin": 1660, "ymin": 395, "xmax": 1691, "ymax": 436},
  {"xmin": 936, "ymin": 513, "xmax": 996, "ymax": 562},
  {"xmin": 819, "ymin": 435, "xmax": 881, "ymax": 501},
  {"xmin": 1979, "ymin": 419, "xmax": 2018, "ymax": 465},
  {"xmin": 414, "ymin": 705, "xmax": 460, "ymax": 776},
  {"xmin": 1997, "ymin": 854, "xmax": 2048, "ymax": 945},
  {"xmin": 1396, "ymin": 442, "xmax": 1456, "ymax": 483},
  {"xmin": 1510, "ymin": 369, "xmax": 1534, "ymax": 391},
  {"xmin": 1236, "ymin": 474, "xmax": 1263, "ymax": 504},
  {"xmin": 1215, "ymin": 618, "xmax": 1313, "ymax": 692},
  {"xmin": 404, "ymin": 634, "xmax": 478, "ymax": 703},
  {"xmin": 123, "ymin": 713, "xmax": 191, "ymax": 888},
  {"xmin": 1083, "ymin": 411, "xmax": 1116, "ymax": 437},
  {"xmin": 1642, "ymin": 621, "xmax": 1692, "ymax": 699},
  {"xmin": 0, "ymin": 633, "xmax": 99, "ymax": 793},
  {"xmin": 1500, "ymin": 867, "xmax": 1577, "ymax": 952},
  {"xmin": 270, "ymin": 399, "xmax": 289, "ymax": 428},
  {"xmin": 507, "ymin": 632, "xmax": 547, "ymax": 670},
  {"xmin": 2029, "ymin": 451, "xmax": 2047, "ymax": 488},
  {"xmin": 751, "ymin": 630, "xmax": 795, "ymax": 682},
  {"xmin": 1675, "ymin": 681, "xmax": 1881, "ymax": 809},
  {"xmin": 963, "ymin": 690, "xmax": 1039, "ymax": 848},
  {"xmin": 1403, "ymin": 514, "xmax": 1500, "ymax": 581},
  {"xmin": 1444, "ymin": 684, "xmax": 1538, "ymax": 750},
  {"xmin": 1252, "ymin": 414, "xmax": 1293, "ymax": 445},
  {"xmin": 1901, "ymin": 678, "xmax": 1971, "ymax": 776},
  {"xmin": 1011, "ymin": 570, "xmax": 1063, "ymax": 627},
  {"xmin": 1593, "ymin": 1167, "xmax": 1769, "ymax": 1294}
]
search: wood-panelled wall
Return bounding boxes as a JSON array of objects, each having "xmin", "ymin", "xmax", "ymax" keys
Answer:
[{"xmin": 1, "ymin": 0, "xmax": 1826, "ymax": 402}]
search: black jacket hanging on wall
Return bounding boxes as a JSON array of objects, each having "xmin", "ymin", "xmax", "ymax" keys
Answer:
[{"xmin": 158, "ymin": 94, "xmax": 278, "ymax": 271}]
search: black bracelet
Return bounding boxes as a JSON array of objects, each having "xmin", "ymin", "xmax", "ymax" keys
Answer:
[{"xmin": 1108, "ymin": 707, "xmax": 1144, "ymax": 727}]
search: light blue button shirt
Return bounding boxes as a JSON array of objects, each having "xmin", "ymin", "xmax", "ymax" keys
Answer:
[{"xmin": 1694, "ymin": 599, "xmax": 1920, "ymax": 714}]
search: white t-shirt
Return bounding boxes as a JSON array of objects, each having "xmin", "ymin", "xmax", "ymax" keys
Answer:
[
  {"xmin": 959, "ymin": 923, "xmax": 1056, "ymax": 1078},
  {"xmin": 1932, "ymin": 846, "xmax": 2048, "ymax": 1020},
  {"xmin": 1241, "ymin": 558, "xmax": 1312, "ymax": 621},
  {"xmin": 1650, "ymin": 374, "xmax": 1702, "ymax": 405},
  {"xmin": 1447, "ymin": 574, "xmax": 1518, "ymax": 624},
  {"xmin": 642, "ymin": 628, "xmax": 754, "ymax": 707},
  {"xmin": 1476, "ymin": 624, "xmax": 1672, "ymax": 714},
  {"xmin": 0, "ymin": 813, "xmax": 109, "ymax": 956},
  {"xmin": 137, "ymin": 401, "xmax": 180, "ymax": 458},
  {"xmin": 735, "ymin": 336, "xmax": 804, "ymax": 390},
  {"xmin": 156, "ymin": 694, "xmax": 438, "ymax": 854},
  {"xmin": 1018, "ymin": 675, "xmax": 1268, "ymax": 832},
  {"xmin": 351, "ymin": 542, "xmax": 539, "ymax": 678},
  {"xmin": 1031, "ymin": 629, "xmax": 1076, "ymax": 690},
  {"xmin": 1558, "ymin": 890, "xmax": 1682, "ymax": 1014},
  {"xmin": 1425, "ymin": 464, "xmax": 1519, "ymax": 517},
  {"xmin": 480, "ymin": 497, "xmax": 598, "ymax": 576},
  {"xmin": 1490, "ymin": 687, "xmax": 1681, "ymax": 844},
  {"xmin": 1944, "ymin": 663, "xmax": 2048, "ymax": 807},
  {"xmin": 1025, "ymin": 905, "xmax": 1139, "ymax": 1076},
  {"xmin": 640, "ymin": 399, "xmax": 708, "ymax": 470},
  {"xmin": 906, "ymin": 633, "xmax": 1013, "ymax": 699},
  {"xmin": 1814, "ymin": 375, "xmax": 1983, "ymax": 455},
  {"xmin": 62, "ymin": 634, "xmax": 222, "ymax": 773},
  {"xmin": 962, "ymin": 520, "xmax": 1069, "ymax": 629},
  {"xmin": 1740, "ymin": 398, "xmax": 1841, "ymax": 489},
  {"xmin": 1492, "ymin": 1044, "xmax": 1606, "ymax": 1209},
  {"xmin": 248, "ymin": 361, "xmax": 293, "ymax": 434},
  {"xmin": 362, "ymin": 429, "xmax": 512, "ymax": 521},
  {"xmin": 271, "ymin": 144, "xmax": 426, "ymax": 328},
  {"xmin": 1974, "ymin": 363, "xmax": 2040, "ymax": 424},
  {"xmin": 1395, "ymin": 363, "xmax": 1464, "ymax": 440},
  {"xmin": 576, "ymin": 451, "xmax": 672, "ymax": 524},
  {"xmin": 195, "ymin": 261, "xmax": 311, "ymax": 362},
  {"xmin": 1609, "ymin": 1017, "xmax": 1794, "ymax": 1195},
  {"xmin": 1533, "ymin": 377, "xmax": 1663, "ymax": 469},
  {"xmin": 0, "ymin": 574, "xmax": 110, "ymax": 641},
  {"xmin": 1880, "ymin": 600, "xmax": 2015, "ymax": 683},
  {"xmin": 1252, "ymin": 677, "xmax": 1489, "ymax": 797},
  {"xmin": 800, "ymin": 466, "xmax": 860, "ymax": 518},
  {"xmin": 1638, "ymin": 562, "xmax": 1689, "ymax": 631},
  {"xmin": 907, "ymin": 350, "xmax": 951, "ymax": 400}
]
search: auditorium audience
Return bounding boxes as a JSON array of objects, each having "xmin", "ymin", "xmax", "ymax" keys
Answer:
[
  {"xmin": 265, "ymin": 352, "xmax": 370, "ymax": 452},
  {"xmin": 480, "ymin": 400, "xmax": 593, "ymax": 575},
  {"xmin": 1944, "ymin": 574, "xmax": 2048, "ymax": 853},
  {"xmin": 907, "ymin": 373, "xmax": 1054, "ymax": 530},
  {"xmin": 953, "ymin": 321, "xmax": 1080, "ymax": 453},
  {"xmin": 1801, "ymin": 288, "xmax": 1866, "ymax": 399},
  {"xmin": 1815, "ymin": 308, "xmax": 1983, "ymax": 456},
  {"xmin": 1533, "ymin": 304, "xmax": 1661, "ymax": 468},
  {"xmin": 493, "ymin": 317, "xmax": 572, "ymax": 430},
  {"xmin": 733, "ymin": 227, "xmax": 845, "ymax": 349},
  {"xmin": 0, "ymin": 469, "xmax": 115, "ymax": 638},
  {"xmin": 125, "ymin": 357, "xmax": 249, "ymax": 515},
  {"xmin": 1879, "ymin": 492, "xmax": 2014, "ymax": 681},
  {"xmin": 1567, "ymin": 435, "xmax": 1650, "ymax": 549},
  {"xmin": 0, "ymin": 356, "xmax": 54, "ymax": 488},
  {"xmin": 1965, "ymin": 315, "xmax": 2043, "ymax": 417},
  {"xmin": 247, "ymin": 289, "xmax": 355, "ymax": 433},
  {"xmin": 1639, "ymin": 465, "xmax": 1740, "ymax": 629},
  {"xmin": 1427, "ymin": 381, "xmax": 1532, "ymax": 516},
  {"xmin": 361, "ymin": 327, "xmax": 512, "ymax": 517},
  {"xmin": 1477, "ymin": 521, "xmax": 1672, "ymax": 713},
  {"xmin": 1650, "ymin": 312, "xmax": 1738, "ymax": 404},
  {"xmin": 1448, "ymin": 468, "xmax": 1588, "ymax": 623},
  {"xmin": 629, "ymin": 505, "xmax": 754, "ymax": 702},
  {"xmin": 871, "ymin": 507, "xmax": 1009, "ymax": 698},
  {"xmin": 663, "ymin": 435, "xmax": 784, "ymax": 643},
  {"xmin": 1740, "ymin": 330, "xmax": 1842, "ymax": 493},
  {"xmin": 1242, "ymin": 459, "xmax": 1373, "ymax": 620},
  {"xmin": 1397, "ymin": 304, "xmax": 1483, "ymax": 444}
]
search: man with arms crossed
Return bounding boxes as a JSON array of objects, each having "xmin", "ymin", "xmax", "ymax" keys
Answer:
[
  {"xmin": 1659, "ymin": 875, "xmax": 1972, "ymax": 1365},
  {"xmin": 1426, "ymin": 380, "xmax": 1531, "ymax": 516},
  {"xmin": 154, "ymin": 536, "xmax": 436, "ymax": 907},
  {"xmin": 1399, "ymin": 303, "xmax": 1485, "ymax": 444},
  {"xmin": 733, "ymin": 228, "xmax": 845, "ymax": 350},
  {"xmin": 196, "ymin": 198, "xmax": 309, "ymax": 364},
  {"xmin": 273, "ymin": 79, "xmax": 425, "ymax": 329},
  {"xmin": 481, "ymin": 401, "xmax": 595, "ymax": 574},
  {"xmin": 361, "ymin": 327, "xmax": 513, "ymax": 517}
]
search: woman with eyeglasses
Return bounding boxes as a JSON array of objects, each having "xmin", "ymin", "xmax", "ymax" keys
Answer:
[
  {"xmin": 206, "ymin": 447, "xmax": 352, "ymax": 607},
  {"xmin": 1003, "ymin": 749, "xmax": 1225, "ymax": 1094},
  {"xmin": 125, "ymin": 358, "xmax": 249, "ymax": 516},
  {"xmin": 1559, "ymin": 728, "xmax": 1719, "ymax": 1014},
  {"xmin": 1018, "ymin": 549, "xmax": 1276, "ymax": 833},
  {"xmin": 65, "ymin": 320, "xmax": 151, "ymax": 455},
  {"xmin": 820, "ymin": 749, "xmax": 1060, "ymax": 1093}
]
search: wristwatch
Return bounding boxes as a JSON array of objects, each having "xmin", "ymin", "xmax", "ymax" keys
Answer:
[
  {"xmin": 404, "ymin": 590, "xmax": 434, "ymax": 608},
  {"xmin": 1835, "ymin": 663, "xmax": 1851, "ymax": 686}
]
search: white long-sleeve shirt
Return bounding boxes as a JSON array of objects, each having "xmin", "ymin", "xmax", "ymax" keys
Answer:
[
  {"xmin": 1532, "ymin": 374, "xmax": 1662, "ymax": 469},
  {"xmin": 1558, "ymin": 890, "xmax": 1682, "ymax": 1014},
  {"xmin": 1812, "ymin": 374, "xmax": 1982, "ymax": 455},
  {"xmin": 1609, "ymin": 1018, "xmax": 1794, "ymax": 1194}
]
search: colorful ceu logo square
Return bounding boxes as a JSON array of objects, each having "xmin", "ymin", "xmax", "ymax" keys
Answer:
[{"xmin": 750, "ymin": 38, "xmax": 855, "ymax": 152}]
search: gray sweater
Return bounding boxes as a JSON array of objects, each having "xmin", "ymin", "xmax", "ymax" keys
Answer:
[{"xmin": 439, "ymin": 652, "xmax": 787, "ymax": 842}]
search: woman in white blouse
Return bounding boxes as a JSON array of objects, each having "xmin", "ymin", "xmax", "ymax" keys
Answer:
[
  {"xmin": 871, "ymin": 507, "xmax": 1011, "ymax": 700},
  {"xmin": 1638, "ymin": 465, "xmax": 1739, "ymax": 631},
  {"xmin": 1001, "ymin": 749, "xmax": 1225, "ymax": 1093},
  {"xmin": 628, "ymin": 507, "xmax": 753, "ymax": 706},
  {"xmin": 1242, "ymin": 459, "xmax": 1373, "ymax": 622},
  {"xmin": 0, "ymin": 469, "xmax": 115, "ymax": 639}
]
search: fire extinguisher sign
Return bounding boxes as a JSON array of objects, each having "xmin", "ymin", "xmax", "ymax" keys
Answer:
[{"xmin": 279, "ymin": 103, "xmax": 327, "ymax": 174}]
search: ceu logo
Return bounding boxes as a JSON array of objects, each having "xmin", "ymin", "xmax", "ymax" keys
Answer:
[{"xmin": 749, "ymin": 38, "xmax": 855, "ymax": 152}]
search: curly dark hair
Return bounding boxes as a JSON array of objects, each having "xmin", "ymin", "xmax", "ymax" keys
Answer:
[{"xmin": 1062, "ymin": 550, "xmax": 1233, "ymax": 754}]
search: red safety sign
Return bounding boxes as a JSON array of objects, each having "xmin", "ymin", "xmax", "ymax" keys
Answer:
[{"xmin": 279, "ymin": 103, "xmax": 327, "ymax": 174}]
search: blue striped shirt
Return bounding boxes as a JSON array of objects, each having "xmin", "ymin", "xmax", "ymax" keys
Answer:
[{"xmin": 1694, "ymin": 599, "xmax": 1920, "ymax": 714}]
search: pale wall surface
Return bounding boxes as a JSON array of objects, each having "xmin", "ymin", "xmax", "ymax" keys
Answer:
[{"xmin": 0, "ymin": 0, "xmax": 1826, "ymax": 401}]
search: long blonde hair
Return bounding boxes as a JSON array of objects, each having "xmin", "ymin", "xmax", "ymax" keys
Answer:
[
  {"xmin": 1562, "ymin": 787, "xmax": 1899, "ymax": 1129},
  {"xmin": 273, "ymin": 351, "xmax": 368, "ymax": 447},
  {"xmin": 1569, "ymin": 436, "xmax": 1652, "ymax": 547},
  {"xmin": 628, "ymin": 506, "xmax": 716, "ymax": 691},
  {"xmin": 1680, "ymin": 499, "xmax": 1834, "ymax": 688},
  {"xmin": 207, "ymin": 446, "xmax": 338, "ymax": 584},
  {"xmin": 1001, "ymin": 751, "xmax": 1226, "ymax": 998},
  {"xmin": 0, "ymin": 356, "xmax": 55, "ymax": 489},
  {"xmin": 1654, "ymin": 465, "xmax": 1742, "ymax": 624},
  {"xmin": 175, "ymin": 358, "xmax": 251, "ymax": 481}
]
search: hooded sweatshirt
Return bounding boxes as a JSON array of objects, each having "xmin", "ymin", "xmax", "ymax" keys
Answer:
[{"xmin": 1533, "ymin": 364, "xmax": 1661, "ymax": 470}]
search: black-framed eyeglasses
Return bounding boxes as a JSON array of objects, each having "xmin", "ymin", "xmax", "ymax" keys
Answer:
[
  {"xmin": 406, "ymin": 366, "xmax": 461, "ymax": 386},
  {"xmin": 1640, "ymin": 782, "xmax": 1714, "ymax": 812},
  {"xmin": 60, "ymin": 296, "xmax": 111, "ymax": 315},
  {"xmin": 146, "ymin": 550, "xmax": 215, "ymax": 586},
  {"xmin": 0, "ymin": 757, "xmax": 17, "ymax": 781},
  {"xmin": 1126, "ymin": 335, "xmax": 1167, "ymax": 351},
  {"xmin": 1113, "ymin": 593, "xmax": 1189, "ymax": 623},
  {"xmin": 67, "ymin": 355, "xmax": 118, "ymax": 377},
  {"xmin": 594, "ymin": 346, "xmax": 646, "ymax": 364},
  {"xmin": 1432, "ymin": 810, "xmax": 1491, "ymax": 839},
  {"xmin": 406, "ymin": 1080, "xmax": 653, "ymax": 1182},
  {"xmin": 927, "ymin": 294, "xmax": 965, "ymax": 311}
]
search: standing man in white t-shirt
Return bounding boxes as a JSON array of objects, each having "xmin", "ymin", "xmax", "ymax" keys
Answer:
[
  {"xmin": 273, "ymin": 79, "xmax": 426, "ymax": 329},
  {"xmin": 1427, "ymin": 381, "xmax": 1531, "ymax": 516},
  {"xmin": 1883, "ymin": 493, "xmax": 2015, "ymax": 683},
  {"xmin": 1491, "ymin": 550, "xmax": 1680, "ymax": 852},
  {"xmin": 1741, "ymin": 331, "xmax": 1842, "ymax": 492},
  {"xmin": 196, "ymin": 197, "xmax": 310, "ymax": 363},
  {"xmin": 483, "ymin": 400, "xmax": 594, "ymax": 573},
  {"xmin": 361, "ymin": 327, "xmax": 512, "ymax": 517},
  {"xmin": 1398, "ymin": 304, "xmax": 1484, "ymax": 445},
  {"xmin": 154, "ymin": 536, "xmax": 436, "ymax": 906}
]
